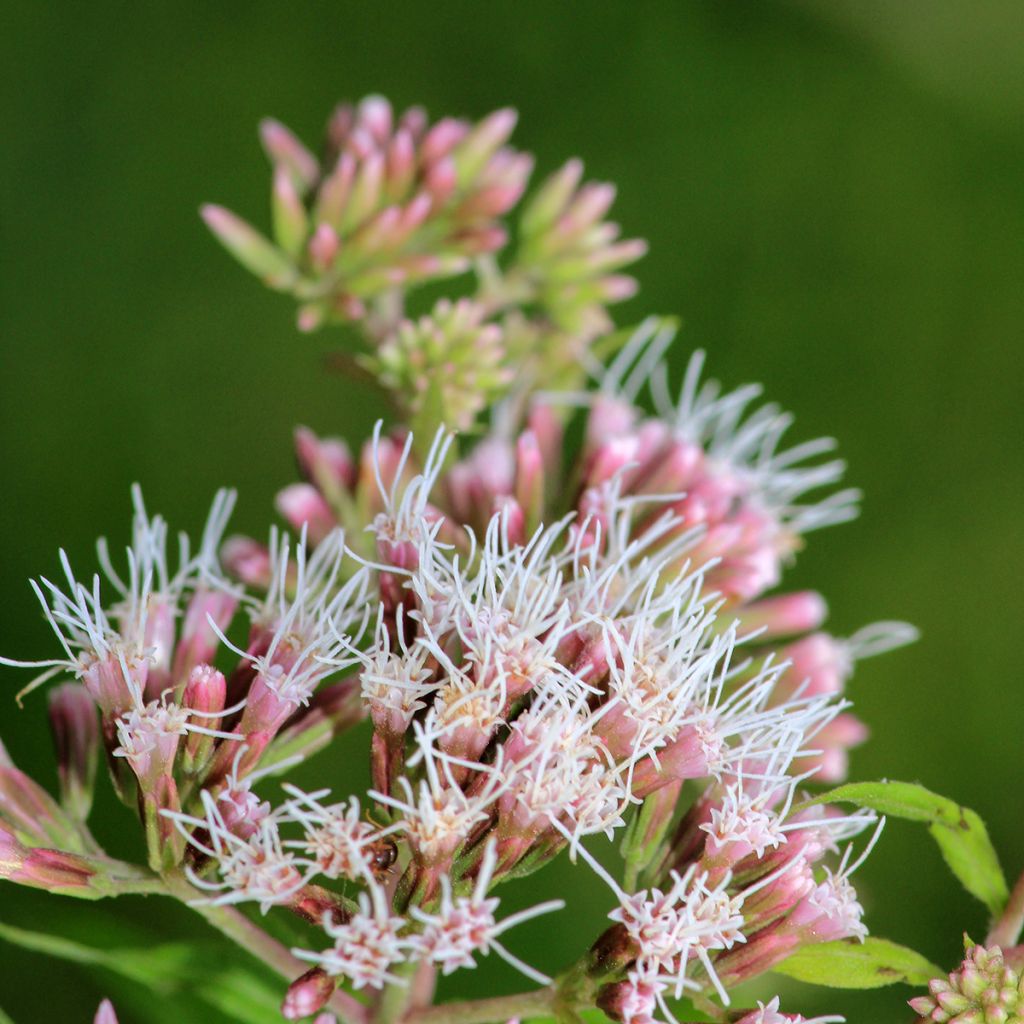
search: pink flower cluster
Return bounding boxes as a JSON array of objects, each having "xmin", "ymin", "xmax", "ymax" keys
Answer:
[{"xmin": 0, "ymin": 96, "xmax": 918, "ymax": 1024}]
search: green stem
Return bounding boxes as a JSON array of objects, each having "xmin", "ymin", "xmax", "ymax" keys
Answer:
[
  {"xmin": 988, "ymin": 865, "xmax": 1024, "ymax": 948},
  {"xmin": 372, "ymin": 959, "xmax": 419, "ymax": 1024},
  {"xmin": 163, "ymin": 871, "xmax": 367, "ymax": 1024},
  {"xmin": 403, "ymin": 987, "xmax": 556, "ymax": 1024},
  {"xmin": 104, "ymin": 868, "xmax": 166, "ymax": 896}
]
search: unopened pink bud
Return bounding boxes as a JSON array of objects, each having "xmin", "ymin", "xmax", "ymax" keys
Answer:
[
  {"xmin": 598, "ymin": 274, "xmax": 640, "ymax": 302},
  {"xmin": 282, "ymin": 967, "xmax": 336, "ymax": 1019},
  {"xmin": 715, "ymin": 929, "xmax": 802, "ymax": 989},
  {"xmin": 341, "ymin": 151, "xmax": 384, "ymax": 231},
  {"xmin": 632, "ymin": 438, "xmax": 703, "ymax": 496},
  {"xmin": 421, "ymin": 117, "xmax": 468, "ymax": 164},
  {"xmin": 585, "ymin": 395, "xmax": 636, "ymax": 453},
  {"xmin": 521, "ymin": 159, "xmax": 584, "ymax": 236},
  {"xmin": 275, "ymin": 483, "xmax": 337, "ymax": 545},
  {"xmin": 142, "ymin": 596, "xmax": 177, "ymax": 700},
  {"xmin": 308, "ymin": 223, "xmax": 340, "ymax": 270},
  {"xmin": 221, "ymin": 536, "xmax": 273, "ymax": 588},
  {"xmin": 734, "ymin": 592, "xmax": 829, "ymax": 641},
  {"xmin": 0, "ymin": 822, "xmax": 95, "ymax": 892},
  {"xmin": 597, "ymin": 974, "xmax": 663, "ymax": 1024},
  {"xmin": 452, "ymin": 107, "xmax": 518, "ymax": 185},
  {"xmin": 775, "ymin": 633, "xmax": 850, "ymax": 702},
  {"xmin": 453, "ymin": 224, "xmax": 508, "ymax": 254},
  {"xmin": 94, "ymin": 999, "xmax": 119, "ymax": 1024},
  {"xmin": 294, "ymin": 426, "xmax": 355, "ymax": 503},
  {"xmin": 424, "ymin": 157, "xmax": 457, "ymax": 204},
  {"xmin": 385, "ymin": 129, "xmax": 416, "ymax": 200},
  {"xmin": 0, "ymin": 757, "xmax": 82, "ymax": 849},
  {"xmin": 526, "ymin": 401, "xmax": 564, "ymax": 480},
  {"xmin": 272, "ymin": 166, "xmax": 309, "ymax": 257},
  {"xmin": 559, "ymin": 181, "xmax": 616, "ymax": 239},
  {"xmin": 586, "ymin": 436, "xmax": 641, "ymax": 488},
  {"xmin": 356, "ymin": 94, "xmax": 391, "ymax": 140},
  {"xmin": 514, "ymin": 430, "xmax": 545, "ymax": 531},
  {"xmin": 493, "ymin": 497, "xmax": 526, "ymax": 547},
  {"xmin": 794, "ymin": 713, "xmax": 869, "ymax": 783},
  {"xmin": 174, "ymin": 587, "xmax": 238, "ymax": 681},
  {"xmin": 183, "ymin": 663, "xmax": 227, "ymax": 716},
  {"xmin": 315, "ymin": 152, "xmax": 357, "ymax": 227},
  {"xmin": 630, "ymin": 722, "xmax": 721, "ymax": 795},
  {"xmin": 47, "ymin": 683, "xmax": 99, "ymax": 820},
  {"xmin": 201, "ymin": 204, "xmax": 295, "ymax": 287},
  {"xmin": 81, "ymin": 651, "xmax": 147, "ymax": 718},
  {"xmin": 182, "ymin": 664, "xmax": 227, "ymax": 772},
  {"xmin": 259, "ymin": 118, "xmax": 319, "ymax": 191}
]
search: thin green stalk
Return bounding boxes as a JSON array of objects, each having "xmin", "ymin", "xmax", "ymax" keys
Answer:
[
  {"xmin": 372, "ymin": 959, "xmax": 418, "ymax": 1024},
  {"xmin": 163, "ymin": 871, "xmax": 367, "ymax": 1024},
  {"xmin": 403, "ymin": 986, "xmax": 556, "ymax": 1024}
]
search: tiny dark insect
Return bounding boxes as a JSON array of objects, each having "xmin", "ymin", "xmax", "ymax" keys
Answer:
[{"xmin": 368, "ymin": 837, "xmax": 399, "ymax": 878}]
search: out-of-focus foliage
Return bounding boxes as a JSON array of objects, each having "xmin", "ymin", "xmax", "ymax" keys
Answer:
[{"xmin": 1, "ymin": 2, "xmax": 1022, "ymax": 1021}]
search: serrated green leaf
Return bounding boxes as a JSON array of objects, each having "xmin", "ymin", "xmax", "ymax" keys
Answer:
[
  {"xmin": 773, "ymin": 937, "xmax": 942, "ymax": 989},
  {"xmin": 802, "ymin": 780, "xmax": 1009, "ymax": 916}
]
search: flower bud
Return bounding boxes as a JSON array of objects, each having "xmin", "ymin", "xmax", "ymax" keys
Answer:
[
  {"xmin": 181, "ymin": 664, "xmax": 227, "ymax": 773},
  {"xmin": 47, "ymin": 683, "xmax": 99, "ymax": 820},
  {"xmin": 0, "ymin": 821, "xmax": 96, "ymax": 894},
  {"xmin": 259, "ymin": 118, "xmax": 319, "ymax": 192},
  {"xmin": 294, "ymin": 426, "xmax": 355, "ymax": 507},
  {"xmin": 276, "ymin": 483, "xmax": 336, "ymax": 546},
  {"xmin": 81, "ymin": 651, "xmax": 147, "ymax": 720},
  {"xmin": 94, "ymin": 999, "xmax": 119, "ymax": 1024},
  {"xmin": 733, "ymin": 592, "xmax": 829, "ymax": 641},
  {"xmin": 0, "ymin": 755, "xmax": 85, "ymax": 851},
  {"xmin": 586, "ymin": 923, "xmax": 640, "ymax": 981},
  {"xmin": 597, "ymin": 972, "xmax": 664, "ymax": 1024},
  {"xmin": 909, "ymin": 941, "xmax": 1024, "ymax": 1024},
  {"xmin": 282, "ymin": 967, "xmax": 336, "ymax": 1020},
  {"xmin": 173, "ymin": 587, "xmax": 238, "ymax": 682},
  {"xmin": 201, "ymin": 204, "xmax": 296, "ymax": 288},
  {"xmin": 221, "ymin": 536, "xmax": 274, "ymax": 589}
]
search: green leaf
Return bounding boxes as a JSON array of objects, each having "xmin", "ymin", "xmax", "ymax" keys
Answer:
[
  {"xmin": 0, "ymin": 1004, "xmax": 15, "ymax": 1024},
  {"xmin": 528, "ymin": 1011, "xmax": 618, "ymax": 1024},
  {"xmin": 802, "ymin": 780, "xmax": 1009, "ymax": 916},
  {"xmin": 773, "ymin": 937, "xmax": 942, "ymax": 989},
  {"xmin": 0, "ymin": 921, "xmax": 285, "ymax": 1023},
  {"xmin": 0, "ymin": 920, "xmax": 198, "ymax": 994},
  {"xmin": 193, "ymin": 966, "xmax": 288, "ymax": 1024}
]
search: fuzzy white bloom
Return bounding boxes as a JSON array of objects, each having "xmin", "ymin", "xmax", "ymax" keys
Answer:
[
  {"xmin": 279, "ymin": 787, "xmax": 401, "ymax": 882},
  {"xmin": 609, "ymin": 864, "xmax": 746, "ymax": 1001},
  {"xmin": 372, "ymin": 732, "xmax": 505, "ymax": 866},
  {"xmin": 294, "ymin": 884, "xmax": 412, "ymax": 990},
  {"xmin": 410, "ymin": 841, "xmax": 563, "ymax": 982},
  {"xmin": 213, "ymin": 528, "xmax": 369, "ymax": 709},
  {"xmin": 165, "ymin": 785, "xmax": 313, "ymax": 914},
  {"xmin": 649, "ymin": 344, "xmax": 860, "ymax": 536},
  {"xmin": 735, "ymin": 996, "xmax": 844, "ymax": 1024}
]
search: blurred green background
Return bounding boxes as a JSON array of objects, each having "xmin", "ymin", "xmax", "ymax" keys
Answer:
[{"xmin": 2, "ymin": 2, "xmax": 1022, "ymax": 1021}]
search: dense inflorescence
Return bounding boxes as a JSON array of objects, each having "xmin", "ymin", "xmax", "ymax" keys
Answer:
[{"xmin": 0, "ymin": 96, "xmax": 921, "ymax": 1024}]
